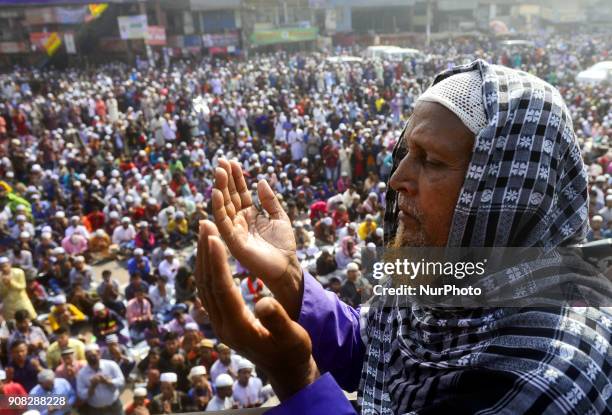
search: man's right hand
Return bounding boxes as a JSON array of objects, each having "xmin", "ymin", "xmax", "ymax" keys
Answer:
[
  {"xmin": 212, "ymin": 159, "xmax": 302, "ymax": 319},
  {"xmin": 194, "ymin": 222, "xmax": 319, "ymax": 401}
]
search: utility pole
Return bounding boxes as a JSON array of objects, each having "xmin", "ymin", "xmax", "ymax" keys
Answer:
[{"xmin": 425, "ymin": 0, "xmax": 432, "ymax": 46}]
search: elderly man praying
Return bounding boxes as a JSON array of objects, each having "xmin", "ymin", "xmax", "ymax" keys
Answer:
[{"xmin": 196, "ymin": 60, "xmax": 611, "ymax": 414}]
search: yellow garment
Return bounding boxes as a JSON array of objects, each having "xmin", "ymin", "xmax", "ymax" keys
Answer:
[
  {"xmin": 46, "ymin": 337, "xmax": 86, "ymax": 369},
  {"xmin": 358, "ymin": 221, "xmax": 377, "ymax": 240},
  {"xmin": 167, "ymin": 218, "xmax": 189, "ymax": 235},
  {"xmin": 48, "ymin": 303, "xmax": 86, "ymax": 333},
  {"xmin": 375, "ymin": 97, "xmax": 386, "ymax": 112},
  {"xmin": 0, "ymin": 267, "xmax": 36, "ymax": 319}
]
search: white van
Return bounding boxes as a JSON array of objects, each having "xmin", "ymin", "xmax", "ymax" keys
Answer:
[
  {"xmin": 365, "ymin": 45, "xmax": 423, "ymax": 61},
  {"xmin": 576, "ymin": 61, "xmax": 612, "ymax": 86}
]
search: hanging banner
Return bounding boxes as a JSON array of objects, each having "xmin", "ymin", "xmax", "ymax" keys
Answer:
[
  {"xmin": 55, "ymin": 6, "xmax": 87, "ymax": 24},
  {"xmin": 88, "ymin": 3, "xmax": 108, "ymax": 19},
  {"xmin": 202, "ymin": 32, "xmax": 239, "ymax": 48},
  {"xmin": 0, "ymin": 41, "xmax": 28, "ymax": 54},
  {"xmin": 146, "ymin": 25, "xmax": 166, "ymax": 46},
  {"xmin": 30, "ymin": 32, "xmax": 62, "ymax": 55},
  {"xmin": 251, "ymin": 27, "xmax": 318, "ymax": 46},
  {"xmin": 44, "ymin": 32, "xmax": 62, "ymax": 55},
  {"xmin": 117, "ymin": 14, "xmax": 148, "ymax": 40},
  {"xmin": 64, "ymin": 32, "xmax": 76, "ymax": 54}
]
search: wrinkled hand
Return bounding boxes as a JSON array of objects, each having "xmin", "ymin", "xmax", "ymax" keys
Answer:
[
  {"xmin": 212, "ymin": 159, "xmax": 302, "ymax": 318},
  {"xmin": 195, "ymin": 220, "xmax": 318, "ymax": 400}
]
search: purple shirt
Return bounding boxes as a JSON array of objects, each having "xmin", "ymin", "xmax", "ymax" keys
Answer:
[{"xmin": 268, "ymin": 272, "xmax": 363, "ymax": 414}]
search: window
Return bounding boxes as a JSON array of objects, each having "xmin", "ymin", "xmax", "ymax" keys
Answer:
[{"xmin": 201, "ymin": 10, "xmax": 236, "ymax": 33}]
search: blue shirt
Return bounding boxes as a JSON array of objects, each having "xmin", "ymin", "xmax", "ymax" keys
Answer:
[{"xmin": 29, "ymin": 377, "xmax": 76, "ymax": 415}]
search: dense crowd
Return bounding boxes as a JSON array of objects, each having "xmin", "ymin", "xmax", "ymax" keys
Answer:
[{"xmin": 0, "ymin": 31, "xmax": 611, "ymax": 414}]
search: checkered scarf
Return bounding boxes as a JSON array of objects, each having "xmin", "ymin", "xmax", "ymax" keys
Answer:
[{"xmin": 360, "ymin": 60, "xmax": 612, "ymax": 414}]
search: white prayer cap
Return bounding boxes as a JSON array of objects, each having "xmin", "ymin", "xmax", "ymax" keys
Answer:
[
  {"xmin": 84, "ymin": 343, "xmax": 100, "ymax": 353},
  {"xmin": 185, "ymin": 322, "xmax": 199, "ymax": 331},
  {"xmin": 164, "ymin": 248, "xmax": 175, "ymax": 256},
  {"xmin": 23, "ymin": 411, "xmax": 41, "ymax": 415},
  {"xmin": 93, "ymin": 302, "xmax": 106, "ymax": 312},
  {"xmin": 188, "ymin": 365, "xmax": 207, "ymax": 379},
  {"xmin": 37, "ymin": 369, "xmax": 55, "ymax": 383},
  {"xmin": 0, "ymin": 369, "xmax": 5, "ymax": 380},
  {"xmin": 322, "ymin": 217, "xmax": 333, "ymax": 226},
  {"xmin": 134, "ymin": 387, "xmax": 147, "ymax": 397},
  {"xmin": 134, "ymin": 248, "xmax": 144, "ymax": 256},
  {"xmin": 160, "ymin": 372, "xmax": 178, "ymax": 383},
  {"xmin": 417, "ymin": 70, "xmax": 487, "ymax": 136},
  {"xmin": 54, "ymin": 294, "xmax": 67, "ymax": 304},
  {"xmin": 215, "ymin": 373, "xmax": 234, "ymax": 388},
  {"xmin": 347, "ymin": 262, "xmax": 359, "ymax": 272},
  {"xmin": 238, "ymin": 358, "xmax": 254, "ymax": 371}
]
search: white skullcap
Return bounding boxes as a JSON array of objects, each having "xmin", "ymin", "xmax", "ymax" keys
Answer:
[
  {"xmin": 185, "ymin": 322, "xmax": 199, "ymax": 331},
  {"xmin": 134, "ymin": 248, "xmax": 144, "ymax": 256},
  {"xmin": 189, "ymin": 365, "xmax": 207, "ymax": 379},
  {"xmin": 54, "ymin": 294, "xmax": 67, "ymax": 304},
  {"xmin": 0, "ymin": 369, "xmax": 5, "ymax": 380},
  {"xmin": 84, "ymin": 343, "xmax": 100, "ymax": 353},
  {"xmin": 347, "ymin": 262, "xmax": 359, "ymax": 272},
  {"xmin": 93, "ymin": 302, "xmax": 106, "ymax": 312},
  {"xmin": 238, "ymin": 358, "xmax": 254, "ymax": 371},
  {"xmin": 0, "ymin": 257, "xmax": 8, "ymax": 264},
  {"xmin": 134, "ymin": 387, "xmax": 147, "ymax": 397},
  {"xmin": 417, "ymin": 70, "xmax": 487, "ymax": 136},
  {"xmin": 164, "ymin": 248, "xmax": 175, "ymax": 256},
  {"xmin": 322, "ymin": 217, "xmax": 333, "ymax": 226},
  {"xmin": 22, "ymin": 411, "xmax": 41, "ymax": 415},
  {"xmin": 215, "ymin": 373, "xmax": 234, "ymax": 388},
  {"xmin": 160, "ymin": 372, "xmax": 178, "ymax": 383},
  {"xmin": 37, "ymin": 369, "xmax": 55, "ymax": 383}
]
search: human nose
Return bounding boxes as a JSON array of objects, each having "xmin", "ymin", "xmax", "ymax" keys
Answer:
[{"xmin": 389, "ymin": 155, "xmax": 418, "ymax": 198}]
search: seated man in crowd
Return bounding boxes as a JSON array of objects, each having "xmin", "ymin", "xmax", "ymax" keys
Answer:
[
  {"xmin": 54, "ymin": 347, "xmax": 86, "ymax": 393},
  {"xmin": 186, "ymin": 365, "xmax": 212, "ymax": 412},
  {"xmin": 47, "ymin": 295, "xmax": 87, "ymax": 335},
  {"xmin": 126, "ymin": 287, "xmax": 154, "ymax": 342},
  {"xmin": 28, "ymin": 369, "xmax": 76, "ymax": 415},
  {"xmin": 46, "ymin": 327, "xmax": 86, "ymax": 370},
  {"xmin": 90, "ymin": 302, "xmax": 124, "ymax": 344},
  {"xmin": 150, "ymin": 372, "xmax": 191, "ymax": 414}
]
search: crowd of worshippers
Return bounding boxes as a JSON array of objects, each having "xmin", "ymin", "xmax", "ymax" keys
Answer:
[{"xmin": 0, "ymin": 30, "xmax": 611, "ymax": 414}]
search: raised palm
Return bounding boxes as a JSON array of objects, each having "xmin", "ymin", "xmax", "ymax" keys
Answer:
[{"xmin": 212, "ymin": 159, "xmax": 298, "ymax": 287}]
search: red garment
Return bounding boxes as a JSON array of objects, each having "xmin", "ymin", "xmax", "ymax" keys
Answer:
[
  {"xmin": 13, "ymin": 113, "xmax": 28, "ymax": 136},
  {"xmin": 130, "ymin": 206, "xmax": 146, "ymax": 222},
  {"xmin": 95, "ymin": 99, "xmax": 107, "ymax": 118},
  {"xmin": 332, "ymin": 209, "xmax": 349, "ymax": 229},
  {"xmin": 86, "ymin": 211, "xmax": 106, "ymax": 230},
  {"xmin": 0, "ymin": 382, "xmax": 27, "ymax": 415},
  {"xmin": 247, "ymin": 277, "xmax": 264, "ymax": 302},
  {"xmin": 309, "ymin": 200, "xmax": 328, "ymax": 221},
  {"xmin": 323, "ymin": 145, "xmax": 339, "ymax": 168}
]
